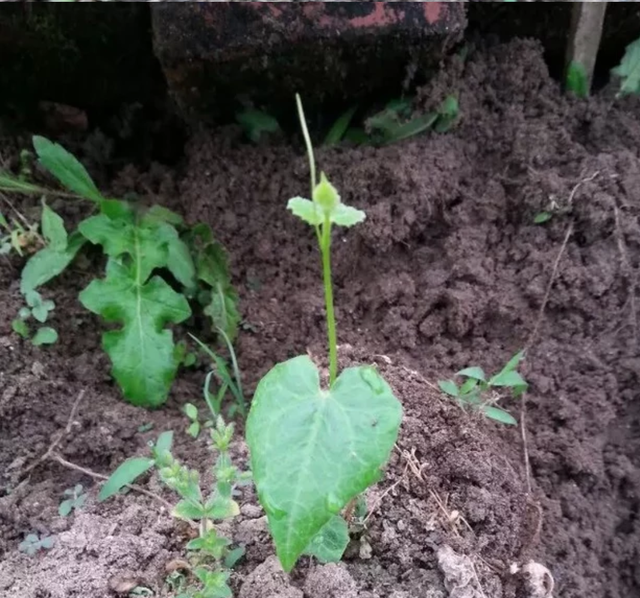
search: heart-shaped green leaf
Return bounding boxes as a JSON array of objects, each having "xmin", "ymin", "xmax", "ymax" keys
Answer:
[{"xmin": 246, "ymin": 355, "xmax": 402, "ymax": 572}]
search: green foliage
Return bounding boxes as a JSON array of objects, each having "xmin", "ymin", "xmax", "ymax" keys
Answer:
[
  {"xmin": 566, "ymin": 61, "xmax": 588, "ymax": 98},
  {"xmin": 534, "ymin": 211, "xmax": 553, "ymax": 224},
  {"xmin": 247, "ymin": 357, "xmax": 401, "ymax": 571},
  {"xmin": 190, "ymin": 333, "xmax": 246, "ymax": 419},
  {"xmin": 32, "ymin": 136, "xmax": 104, "ymax": 203},
  {"xmin": 98, "ymin": 431, "xmax": 172, "ymax": 501},
  {"xmin": 2, "ymin": 136, "xmax": 239, "ymax": 408},
  {"xmin": 364, "ymin": 95, "xmax": 459, "ymax": 145},
  {"xmin": 303, "ymin": 514, "xmax": 350, "ymax": 564},
  {"xmin": 12, "ymin": 289, "xmax": 58, "ymax": 346},
  {"xmin": 58, "ymin": 484, "xmax": 87, "ymax": 517},
  {"xmin": 32, "ymin": 327, "xmax": 58, "ymax": 346},
  {"xmin": 103, "ymin": 419, "xmax": 247, "ymax": 598},
  {"xmin": 0, "ymin": 207, "xmax": 41, "ymax": 258},
  {"xmin": 18, "ymin": 533, "xmax": 54, "ymax": 556},
  {"xmin": 324, "ymin": 106, "xmax": 358, "ymax": 145},
  {"xmin": 246, "ymin": 94, "xmax": 403, "ymax": 572},
  {"xmin": 612, "ymin": 36, "xmax": 640, "ymax": 97},
  {"xmin": 438, "ymin": 351, "xmax": 528, "ymax": 425},
  {"xmin": 187, "ymin": 224, "xmax": 240, "ymax": 342},
  {"xmin": 235, "ymin": 108, "xmax": 280, "ymax": 143}
]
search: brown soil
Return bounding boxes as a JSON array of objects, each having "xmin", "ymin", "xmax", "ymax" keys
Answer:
[{"xmin": 2, "ymin": 38, "xmax": 640, "ymax": 598}]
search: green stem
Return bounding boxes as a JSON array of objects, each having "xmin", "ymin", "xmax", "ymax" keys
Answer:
[
  {"xmin": 321, "ymin": 216, "xmax": 337, "ymax": 385},
  {"xmin": 295, "ymin": 93, "xmax": 322, "ymax": 245}
]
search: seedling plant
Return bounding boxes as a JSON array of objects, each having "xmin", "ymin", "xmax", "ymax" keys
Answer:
[
  {"xmin": 58, "ymin": 483, "xmax": 88, "ymax": 516},
  {"xmin": 244, "ymin": 94, "xmax": 403, "ymax": 572},
  {"xmin": 100, "ymin": 420, "xmax": 249, "ymax": 598},
  {"xmin": 18, "ymin": 533, "xmax": 54, "ymax": 556},
  {"xmin": 0, "ymin": 136, "xmax": 239, "ymax": 408},
  {"xmin": 438, "ymin": 351, "xmax": 528, "ymax": 425}
]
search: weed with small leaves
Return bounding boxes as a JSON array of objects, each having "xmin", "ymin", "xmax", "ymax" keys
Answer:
[
  {"xmin": 19, "ymin": 533, "xmax": 54, "ymax": 556},
  {"xmin": 438, "ymin": 351, "xmax": 528, "ymax": 425},
  {"xmin": 101, "ymin": 418, "xmax": 249, "ymax": 598},
  {"xmin": 58, "ymin": 484, "xmax": 87, "ymax": 517}
]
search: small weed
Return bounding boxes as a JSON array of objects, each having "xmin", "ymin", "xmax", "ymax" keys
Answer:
[
  {"xmin": 438, "ymin": 351, "xmax": 528, "ymax": 425},
  {"xmin": 235, "ymin": 108, "xmax": 280, "ymax": 143},
  {"xmin": 176, "ymin": 340, "xmax": 198, "ymax": 368},
  {"xmin": 128, "ymin": 588, "xmax": 154, "ymax": 597},
  {"xmin": 58, "ymin": 484, "xmax": 87, "ymax": 517},
  {"xmin": 363, "ymin": 94, "xmax": 459, "ymax": 145},
  {"xmin": 612, "ymin": 36, "xmax": 640, "ymax": 97},
  {"xmin": 101, "ymin": 418, "xmax": 249, "ymax": 598},
  {"xmin": 137, "ymin": 422, "xmax": 154, "ymax": 434},
  {"xmin": 12, "ymin": 289, "xmax": 58, "ymax": 346},
  {"xmin": 190, "ymin": 333, "xmax": 246, "ymax": 420},
  {"xmin": 184, "ymin": 402, "xmax": 203, "ymax": 439},
  {"xmin": 19, "ymin": 533, "xmax": 54, "ymax": 556},
  {"xmin": 1, "ymin": 136, "xmax": 239, "ymax": 408}
]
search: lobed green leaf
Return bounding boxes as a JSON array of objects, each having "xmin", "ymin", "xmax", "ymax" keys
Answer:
[{"xmin": 79, "ymin": 260, "xmax": 191, "ymax": 407}]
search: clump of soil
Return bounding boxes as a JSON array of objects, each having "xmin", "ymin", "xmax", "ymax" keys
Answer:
[{"xmin": 2, "ymin": 38, "xmax": 640, "ymax": 598}]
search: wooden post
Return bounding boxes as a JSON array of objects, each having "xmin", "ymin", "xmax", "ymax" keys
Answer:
[{"xmin": 565, "ymin": 2, "xmax": 608, "ymax": 95}]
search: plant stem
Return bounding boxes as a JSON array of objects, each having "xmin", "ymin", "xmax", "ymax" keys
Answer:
[{"xmin": 321, "ymin": 216, "xmax": 338, "ymax": 385}]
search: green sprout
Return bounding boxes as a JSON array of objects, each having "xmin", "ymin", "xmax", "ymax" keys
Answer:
[
  {"xmin": 438, "ymin": 351, "xmax": 528, "ymax": 425},
  {"xmin": 58, "ymin": 483, "xmax": 88, "ymax": 516},
  {"xmin": 244, "ymin": 94, "xmax": 403, "ymax": 572}
]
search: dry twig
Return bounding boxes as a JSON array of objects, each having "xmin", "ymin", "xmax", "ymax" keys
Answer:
[{"xmin": 20, "ymin": 390, "xmax": 177, "ymax": 516}]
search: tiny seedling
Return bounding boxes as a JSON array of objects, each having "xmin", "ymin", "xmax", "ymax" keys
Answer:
[
  {"xmin": 235, "ymin": 107, "xmax": 281, "ymax": 143},
  {"xmin": 101, "ymin": 420, "xmax": 249, "ymax": 598},
  {"xmin": 245, "ymin": 94, "xmax": 403, "ymax": 572},
  {"xmin": 533, "ymin": 211, "xmax": 553, "ymax": 225},
  {"xmin": 18, "ymin": 533, "xmax": 54, "ymax": 556},
  {"xmin": 363, "ymin": 94, "xmax": 459, "ymax": 146},
  {"xmin": 12, "ymin": 289, "xmax": 58, "ymax": 346},
  {"xmin": 438, "ymin": 351, "xmax": 528, "ymax": 425},
  {"xmin": 1, "ymin": 136, "xmax": 239, "ymax": 408},
  {"xmin": 190, "ymin": 333, "xmax": 246, "ymax": 420},
  {"xmin": 184, "ymin": 402, "xmax": 203, "ymax": 438},
  {"xmin": 58, "ymin": 484, "xmax": 87, "ymax": 517},
  {"xmin": 128, "ymin": 588, "xmax": 154, "ymax": 598},
  {"xmin": 612, "ymin": 35, "xmax": 640, "ymax": 97}
]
